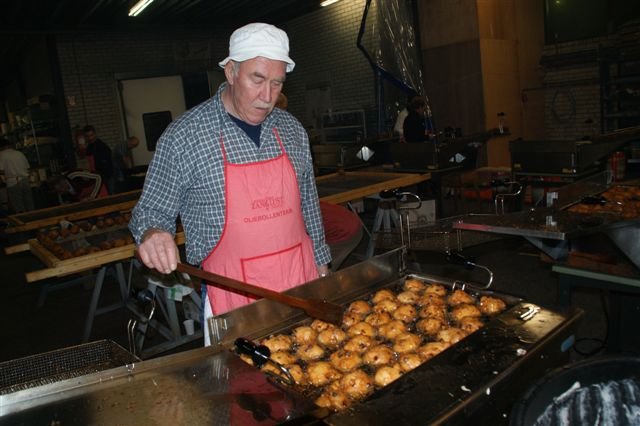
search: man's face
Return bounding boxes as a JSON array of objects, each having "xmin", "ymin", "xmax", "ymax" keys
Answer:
[
  {"xmin": 224, "ymin": 57, "xmax": 286, "ymax": 125},
  {"xmin": 84, "ymin": 130, "xmax": 97, "ymax": 144}
]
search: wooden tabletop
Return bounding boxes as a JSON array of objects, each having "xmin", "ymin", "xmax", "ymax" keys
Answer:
[
  {"xmin": 317, "ymin": 171, "xmax": 431, "ymax": 204},
  {"xmin": 21, "ymin": 171, "xmax": 430, "ymax": 282},
  {"xmin": 6, "ymin": 190, "xmax": 143, "ymax": 233}
]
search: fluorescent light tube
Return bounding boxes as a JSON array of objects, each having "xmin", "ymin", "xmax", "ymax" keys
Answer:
[
  {"xmin": 320, "ymin": 0, "xmax": 340, "ymax": 7},
  {"xmin": 129, "ymin": 0, "xmax": 154, "ymax": 17}
]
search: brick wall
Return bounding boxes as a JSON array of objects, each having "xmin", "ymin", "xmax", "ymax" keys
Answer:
[
  {"xmin": 57, "ymin": 30, "xmax": 226, "ymax": 154},
  {"xmin": 284, "ymin": 0, "xmax": 376, "ymax": 127},
  {"xmin": 56, "ymin": 2, "xmax": 376, "ymax": 164},
  {"xmin": 541, "ymin": 36, "xmax": 611, "ymax": 140}
]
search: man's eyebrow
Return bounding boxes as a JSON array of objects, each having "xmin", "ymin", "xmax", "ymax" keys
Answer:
[{"xmin": 251, "ymin": 71, "xmax": 286, "ymax": 83}]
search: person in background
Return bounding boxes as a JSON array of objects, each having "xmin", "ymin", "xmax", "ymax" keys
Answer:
[
  {"xmin": 0, "ymin": 139, "xmax": 34, "ymax": 213},
  {"xmin": 129, "ymin": 23, "xmax": 331, "ymax": 345},
  {"xmin": 48, "ymin": 171, "xmax": 109, "ymax": 204},
  {"xmin": 113, "ymin": 136, "xmax": 139, "ymax": 193},
  {"xmin": 275, "ymin": 92, "xmax": 289, "ymax": 110},
  {"xmin": 320, "ymin": 201, "xmax": 363, "ymax": 271},
  {"xmin": 393, "ymin": 101, "xmax": 410, "ymax": 141},
  {"xmin": 82, "ymin": 125, "xmax": 114, "ymax": 194},
  {"xmin": 403, "ymin": 96, "xmax": 429, "ymax": 143}
]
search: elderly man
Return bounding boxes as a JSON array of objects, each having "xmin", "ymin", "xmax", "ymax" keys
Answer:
[{"xmin": 130, "ymin": 23, "xmax": 331, "ymax": 343}]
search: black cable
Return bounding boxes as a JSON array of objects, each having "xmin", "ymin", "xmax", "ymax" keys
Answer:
[{"xmin": 572, "ymin": 289, "xmax": 609, "ymax": 357}]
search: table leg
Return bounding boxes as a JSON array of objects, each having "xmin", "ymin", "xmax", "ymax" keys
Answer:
[{"xmin": 83, "ymin": 266, "xmax": 107, "ymax": 342}]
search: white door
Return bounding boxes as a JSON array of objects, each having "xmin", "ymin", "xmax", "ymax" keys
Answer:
[{"xmin": 120, "ymin": 76, "xmax": 187, "ymax": 166}]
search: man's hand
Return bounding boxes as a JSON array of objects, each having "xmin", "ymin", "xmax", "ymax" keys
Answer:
[
  {"xmin": 317, "ymin": 264, "xmax": 330, "ymax": 278},
  {"xmin": 137, "ymin": 229, "xmax": 179, "ymax": 274}
]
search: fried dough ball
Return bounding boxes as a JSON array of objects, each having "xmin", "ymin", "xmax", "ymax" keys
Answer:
[
  {"xmin": 339, "ymin": 369, "xmax": 374, "ymax": 400},
  {"xmin": 364, "ymin": 311, "xmax": 392, "ymax": 327},
  {"xmin": 60, "ymin": 250, "xmax": 73, "ymax": 259},
  {"xmin": 95, "ymin": 219, "xmax": 105, "ymax": 229},
  {"xmin": 59, "ymin": 228, "xmax": 70, "ymax": 238},
  {"xmin": 363, "ymin": 344, "xmax": 395, "ymax": 368},
  {"xmin": 317, "ymin": 328, "xmax": 347, "ymax": 350},
  {"xmin": 261, "ymin": 334, "xmax": 293, "ymax": 353},
  {"xmin": 87, "ymin": 246, "xmax": 101, "ymax": 253},
  {"xmin": 417, "ymin": 342, "xmax": 450, "ymax": 361},
  {"xmin": 347, "ymin": 322, "xmax": 377, "ymax": 338},
  {"xmin": 287, "ymin": 364, "xmax": 307, "ymax": 386},
  {"xmin": 423, "ymin": 284, "xmax": 448, "ymax": 297},
  {"xmin": 459, "ymin": 317, "xmax": 484, "ymax": 334},
  {"xmin": 398, "ymin": 353, "xmax": 423, "ymax": 373},
  {"xmin": 104, "ymin": 217, "xmax": 115, "ymax": 227},
  {"xmin": 448, "ymin": 289, "xmax": 475, "ymax": 306},
  {"xmin": 479, "ymin": 296, "xmax": 507, "ymax": 316},
  {"xmin": 239, "ymin": 353, "xmax": 254, "ymax": 366},
  {"xmin": 396, "ymin": 291, "xmax": 420, "ymax": 305},
  {"xmin": 47, "ymin": 229, "xmax": 59, "ymax": 240},
  {"xmin": 418, "ymin": 304, "xmax": 447, "ymax": 321},
  {"xmin": 80, "ymin": 222, "xmax": 93, "ymax": 231},
  {"xmin": 393, "ymin": 333, "xmax": 422, "ymax": 354},
  {"xmin": 70, "ymin": 225, "xmax": 80, "ymax": 234},
  {"xmin": 392, "ymin": 304, "xmax": 417, "ymax": 323},
  {"xmin": 112, "ymin": 238, "xmax": 126, "ymax": 247},
  {"xmin": 374, "ymin": 364, "xmax": 402, "ymax": 387},
  {"xmin": 330, "ymin": 350, "xmax": 363, "ymax": 373},
  {"xmin": 99, "ymin": 240, "xmax": 113, "ymax": 250},
  {"xmin": 296, "ymin": 344, "xmax": 325, "ymax": 362},
  {"xmin": 292, "ymin": 326, "xmax": 318, "ymax": 345},
  {"xmin": 451, "ymin": 304, "xmax": 482, "ymax": 323},
  {"xmin": 378, "ymin": 320, "xmax": 408, "ymax": 341},
  {"xmin": 417, "ymin": 292, "xmax": 446, "ymax": 307},
  {"xmin": 437, "ymin": 327, "xmax": 467, "ymax": 345},
  {"xmin": 416, "ymin": 317, "xmax": 445, "ymax": 336},
  {"xmin": 343, "ymin": 335, "xmax": 376, "ymax": 354},
  {"xmin": 73, "ymin": 247, "xmax": 88, "ymax": 257},
  {"xmin": 372, "ymin": 298, "xmax": 399, "ymax": 314},
  {"xmin": 341, "ymin": 311, "xmax": 363, "ymax": 328},
  {"xmin": 307, "ymin": 361, "xmax": 342, "ymax": 387},
  {"xmin": 347, "ymin": 300, "xmax": 372, "ymax": 316},
  {"xmin": 403, "ymin": 278, "xmax": 425, "ymax": 293},
  {"xmin": 315, "ymin": 386, "xmax": 351, "ymax": 411},
  {"xmin": 124, "ymin": 235, "xmax": 135, "ymax": 245},
  {"xmin": 270, "ymin": 350, "xmax": 297, "ymax": 367},
  {"xmin": 310, "ymin": 319, "xmax": 334, "ymax": 333},
  {"xmin": 372, "ymin": 289, "xmax": 395, "ymax": 304}
]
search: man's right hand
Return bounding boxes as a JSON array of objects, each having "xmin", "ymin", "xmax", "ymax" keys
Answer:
[{"xmin": 137, "ymin": 229, "xmax": 179, "ymax": 274}]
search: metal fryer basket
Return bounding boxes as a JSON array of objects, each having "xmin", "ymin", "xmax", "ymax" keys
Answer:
[
  {"xmin": 0, "ymin": 339, "xmax": 139, "ymax": 395},
  {"xmin": 373, "ymin": 215, "xmax": 503, "ymax": 253}
]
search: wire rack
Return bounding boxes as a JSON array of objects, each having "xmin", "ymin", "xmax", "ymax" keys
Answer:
[{"xmin": 0, "ymin": 340, "xmax": 139, "ymax": 395}]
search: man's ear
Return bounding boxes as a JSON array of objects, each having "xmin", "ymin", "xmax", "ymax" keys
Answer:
[{"xmin": 224, "ymin": 62, "xmax": 235, "ymax": 85}]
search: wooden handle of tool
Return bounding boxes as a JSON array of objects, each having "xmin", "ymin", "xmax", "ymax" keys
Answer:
[{"xmin": 176, "ymin": 262, "xmax": 308, "ymax": 309}]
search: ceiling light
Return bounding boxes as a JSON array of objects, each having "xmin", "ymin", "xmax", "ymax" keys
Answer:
[
  {"xmin": 129, "ymin": 0, "xmax": 154, "ymax": 17},
  {"xmin": 320, "ymin": 0, "xmax": 340, "ymax": 7}
]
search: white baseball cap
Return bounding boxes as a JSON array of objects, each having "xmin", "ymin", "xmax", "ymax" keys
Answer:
[{"xmin": 218, "ymin": 23, "xmax": 295, "ymax": 72}]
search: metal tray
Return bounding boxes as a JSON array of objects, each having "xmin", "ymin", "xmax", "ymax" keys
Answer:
[{"xmin": 0, "ymin": 250, "xmax": 582, "ymax": 425}]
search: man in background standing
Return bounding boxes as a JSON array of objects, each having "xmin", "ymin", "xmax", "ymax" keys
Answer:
[
  {"xmin": 113, "ymin": 136, "xmax": 139, "ymax": 193},
  {"xmin": 0, "ymin": 139, "xmax": 34, "ymax": 213},
  {"xmin": 83, "ymin": 125, "xmax": 114, "ymax": 194}
]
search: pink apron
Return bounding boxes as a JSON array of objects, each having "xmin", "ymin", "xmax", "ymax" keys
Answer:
[{"xmin": 202, "ymin": 128, "xmax": 318, "ymax": 317}]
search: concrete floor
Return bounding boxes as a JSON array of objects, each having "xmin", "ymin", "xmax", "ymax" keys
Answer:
[{"xmin": 0, "ymin": 197, "xmax": 635, "ymax": 368}]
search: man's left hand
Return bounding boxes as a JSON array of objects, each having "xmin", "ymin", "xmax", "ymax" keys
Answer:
[{"xmin": 317, "ymin": 264, "xmax": 330, "ymax": 277}]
